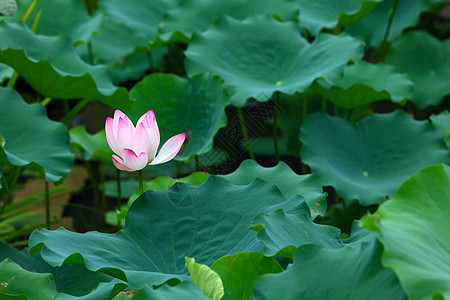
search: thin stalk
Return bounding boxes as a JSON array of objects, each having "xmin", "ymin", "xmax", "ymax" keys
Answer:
[
  {"xmin": 41, "ymin": 97, "xmax": 52, "ymax": 106},
  {"xmin": 60, "ymin": 97, "xmax": 91, "ymax": 125},
  {"xmin": 273, "ymin": 92, "xmax": 280, "ymax": 162},
  {"xmin": 116, "ymin": 169, "xmax": 122, "ymax": 228},
  {"xmin": 146, "ymin": 48, "xmax": 154, "ymax": 72},
  {"xmin": 333, "ymin": 103, "xmax": 339, "ymax": 116},
  {"xmin": 302, "ymin": 92, "xmax": 308, "ymax": 121},
  {"xmin": 236, "ymin": 107, "xmax": 255, "ymax": 160},
  {"xmin": 45, "ymin": 181, "xmax": 50, "ymax": 229},
  {"xmin": 195, "ymin": 155, "xmax": 200, "ymax": 171},
  {"xmin": 138, "ymin": 170, "xmax": 144, "ymax": 195},
  {"xmin": 30, "ymin": 9, "xmax": 42, "ymax": 32},
  {"xmin": 82, "ymin": 160, "xmax": 100, "ymax": 208},
  {"xmin": 21, "ymin": 0, "xmax": 38, "ymax": 22},
  {"xmin": 6, "ymin": 72, "xmax": 19, "ymax": 89},
  {"xmin": 0, "ymin": 176, "xmax": 10, "ymax": 218},
  {"xmin": 378, "ymin": 0, "xmax": 400, "ymax": 61},
  {"xmin": 99, "ymin": 162, "xmax": 106, "ymax": 212}
]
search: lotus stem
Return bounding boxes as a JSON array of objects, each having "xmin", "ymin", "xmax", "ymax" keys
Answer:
[
  {"xmin": 378, "ymin": 0, "xmax": 400, "ymax": 61},
  {"xmin": 273, "ymin": 92, "xmax": 280, "ymax": 162},
  {"xmin": 45, "ymin": 181, "xmax": 50, "ymax": 229},
  {"xmin": 116, "ymin": 169, "xmax": 122, "ymax": 228},
  {"xmin": 138, "ymin": 169, "xmax": 144, "ymax": 195},
  {"xmin": 236, "ymin": 106, "xmax": 255, "ymax": 160},
  {"xmin": 60, "ymin": 97, "xmax": 91, "ymax": 125}
]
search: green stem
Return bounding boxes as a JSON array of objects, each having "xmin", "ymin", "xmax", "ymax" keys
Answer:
[
  {"xmin": 6, "ymin": 72, "xmax": 19, "ymax": 89},
  {"xmin": 41, "ymin": 97, "xmax": 52, "ymax": 106},
  {"xmin": 99, "ymin": 162, "xmax": 106, "ymax": 212},
  {"xmin": 45, "ymin": 181, "xmax": 50, "ymax": 229},
  {"xmin": 273, "ymin": 92, "xmax": 280, "ymax": 162},
  {"xmin": 60, "ymin": 97, "xmax": 91, "ymax": 125},
  {"xmin": 236, "ymin": 107, "xmax": 256, "ymax": 160},
  {"xmin": 146, "ymin": 48, "xmax": 154, "ymax": 72},
  {"xmin": 195, "ymin": 155, "xmax": 200, "ymax": 171},
  {"xmin": 116, "ymin": 169, "xmax": 122, "ymax": 228},
  {"xmin": 378, "ymin": 0, "xmax": 400, "ymax": 61},
  {"xmin": 138, "ymin": 170, "xmax": 144, "ymax": 195}
]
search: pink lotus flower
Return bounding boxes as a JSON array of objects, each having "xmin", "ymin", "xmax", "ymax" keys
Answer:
[{"xmin": 105, "ymin": 110, "xmax": 185, "ymax": 171}]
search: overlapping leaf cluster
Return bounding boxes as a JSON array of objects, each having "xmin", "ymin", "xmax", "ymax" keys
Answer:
[{"xmin": 0, "ymin": 0, "xmax": 449, "ymax": 299}]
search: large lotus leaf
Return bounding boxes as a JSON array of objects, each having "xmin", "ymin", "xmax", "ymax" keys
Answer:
[
  {"xmin": 0, "ymin": 242, "xmax": 114, "ymax": 297},
  {"xmin": 253, "ymin": 229, "xmax": 406, "ymax": 299},
  {"xmin": 385, "ymin": 30, "xmax": 450, "ymax": 108},
  {"xmin": 157, "ymin": 0, "xmax": 299, "ymax": 44},
  {"xmin": 0, "ymin": 87, "xmax": 73, "ymax": 183},
  {"xmin": 56, "ymin": 279, "xmax": 128, "ymax": 300},
  {"xmin": 362, "ymin": 164, "xmax": 450, "ymax": 299},
  {"xmin": 210, "ymin": 252, "xmax": 283, "ymax": 300},
  {"xmin": 346, "ymin": 0, "xmax": 439, "ymax": 47},
  {"xmin": 297, "ymin": 0, "xmax": 382, "ymax": 35},
  {"xmin": 431, "ymin": 110, "xmax": 450, "ymax": 149},
  {"xmin": 250, "ymin": 207, "xmax": 343, "ymax": 260},
  {"xmin": 300, "ymin": 111, "xmax": 450, "ymax": 206},
  {"xmin": 29, "ymin": 177, "xmax": 304, "ymax": 288},
  {"xmin": 69, "ymin": 126, "xmax": 112, "ymax": 165},
  {"xmin": 0, "ymin": 22, "xmax": 132, "ymax": 109},
  {"xmin": 133, "ymin": 280, "xmax": 210, "ymax": 300},
  {"xmin": 129, "ymin": 73, "xmax": 230, "ymax": 160},
  {"xmin": 312, "ymin": 61, "xmax": 414, "ymax": 109},
  {"xmin": 0, "ymin": 259, "xmax": 58, "ymax": 299},
  {"xmin": 185, "ymin": 15, "xmax": 363, "ymax": 106},
  {"xmin": 219, "ymin": 160, "xmax": 326, "ymax": 219}
]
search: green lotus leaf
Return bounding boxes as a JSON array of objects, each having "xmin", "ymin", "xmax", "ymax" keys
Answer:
[
  {"xmin": 253, "ymin": 226, "xmax": 406, "ymax": 299},
  {"xmin": 431, "ymin": 110, "xmax": 450, "ymax": 149},
  {"xmin": 157, "ymin": 0, "xmax": 299, "ymax": 44},
  {"xmin": 0, "ymin": 242, "xmax": 122, "ymax": 298},
  {"xmin": 297, "ymin": 0, "xmax": 382, "ymax": 35},
  {"xmin": 129, "ymin": 73, "xmax": 230, "ymax": 160},
  {"xmin": 346, "ymin": 0, "xmax": 441, "ymax": 47},
  {"xmin": 185, "ymin": 257, "xmax": 224, "ymax": 300},
  {"xmin": 185, "ymin": 14, "xmax": 363, "ymax": 106},
  {"xmin": 250, "ymin": 207, "xmax": 343, "ymax": 260},
  {"xmin": 210, "ymin": 252, "xmax": 283, "ymax": 300},
  {"xmin": 133, "ymin": 280, "xmax": 210, "ymax": 300},
  {"xmin": 300, "ymin": 111, "xmax": 450, "ymax": 206},
  {"xmin": 362, "ymin": 164, "xmax": 450, "ymax": 299},
  {"xmin": 0, "ymin": 87, "xmax": 74, "ymax": 184},
  {"xmin": 385, "ymin": 30, "xmax": 450, "ymax": 108},
  {"xmin": 312, "ymin": 61, "xmax": 414, "ymax": 109},
  {"xmin": 219, "ymin": 160, "xmax": 326, "ymax": 219},
  {"xmin": 69, "ymin": 126, "xmax": 112, "ymax": 165},
  {"xmin": 0, "ymin": 259, "xmax": 58, "ymax": 300},
  {"xmin": 0, "ymin": 22, "xmax": 132, "ymax": 110},
  {"xmin": 29, "ymin": 177, "xmax": 304, "ymax": 288}
]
